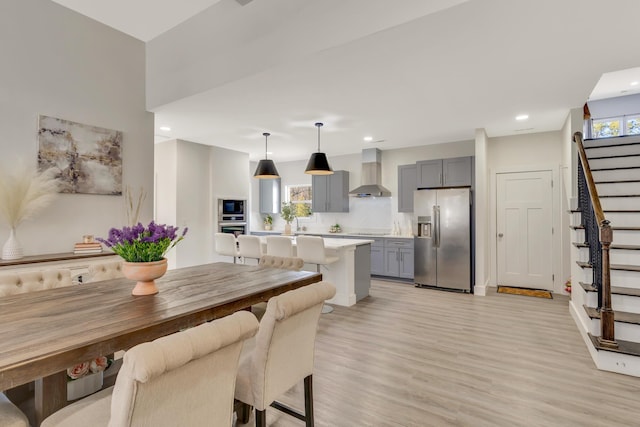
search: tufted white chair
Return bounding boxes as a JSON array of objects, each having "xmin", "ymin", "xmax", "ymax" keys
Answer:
[
  {"xmin": 0, "ymin": 392, "xmax": 29, "ymax": 427},
  {"xmin": 41, "ymin": 311, "xmax": 259, "ymax": 427},
  {"xmin": 258, "ymin": 255, "xmax": 304, "ymax": 271},
  {"xmin": 86, "ymin": 261, "xmax": 124, "ymax": 282},
  {"xmin": 215, "ymin": 233, "xmax": 240, "ymax": 263},
  {"xmin": 265, "ymin": 236, "xmax": 293, "ymax": 258},
  {"xmin": 237, "ymin": 235, "xmax": 265, "ymax": 265},
  {"xmin": 0, "ymin": 269, "xmax": 73, "ymax": 297},
  {"xmin": 235, "ymin": 281, "xmax": 336, "ymax": 427}
]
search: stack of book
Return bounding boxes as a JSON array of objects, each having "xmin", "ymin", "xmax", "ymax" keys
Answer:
[{"xmin": 73, "ymin": 242, "xmax": 103, "ymax": 254}]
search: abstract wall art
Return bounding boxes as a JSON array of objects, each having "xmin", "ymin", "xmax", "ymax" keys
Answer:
[{"xmin": 37, "ymin": 115, "xmax": 123, "ymax": 195}]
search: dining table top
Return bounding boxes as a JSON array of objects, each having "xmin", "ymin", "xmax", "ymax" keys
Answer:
[{"xmin": 0, "ymin": 261, "xmax": 322, "ymax": 392}]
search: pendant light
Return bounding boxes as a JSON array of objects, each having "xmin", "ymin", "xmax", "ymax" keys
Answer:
[
  {"xmin": 305, "ymin": 122, "xmax": 333, "ymax": 175},
  {"xmin": 253, "ymin": 132, "xmax": 280, "ymax": 179}
]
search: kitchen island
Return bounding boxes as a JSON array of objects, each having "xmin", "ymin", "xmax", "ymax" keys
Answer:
[{"xmin": 257, "ymin": 236, "xmax": 373, "ymax": 306}]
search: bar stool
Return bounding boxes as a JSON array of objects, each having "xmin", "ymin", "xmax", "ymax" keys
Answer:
[
  {"xmin": 237, "ymin": 235, "xmax": 264, "ymax": 264},
  {"xmin": 266, "ymin": 236, "xmax": 293, "ymax": 257},
  {"xmin": 295, "ymin": 236, "xmax": 339, "ymax": 313},
  {"xmin": 214, "ymin": 233, "xmax": 239, "ymax": 263}
]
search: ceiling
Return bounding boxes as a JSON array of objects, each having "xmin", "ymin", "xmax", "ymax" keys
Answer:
[{"xmin": 50, "ymin": 0, "xmax": 640, "ymax": 163}]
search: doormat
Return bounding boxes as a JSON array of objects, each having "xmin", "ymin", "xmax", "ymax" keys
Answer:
[{"xmin": 497, "ymin": 286, "xmax": 552, "ymax": 299}]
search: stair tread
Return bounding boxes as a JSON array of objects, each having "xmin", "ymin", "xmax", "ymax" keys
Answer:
[
  {"xmin": 589, "ymin": 154, "xmax": 640, "ymax": 160},
  {"xmin": 588, "ymin": 333, "xmax": 640, "ymax": 357},
  {"xmin": 595, "ymin": 179, "xmax": 640, "ymax": 184},
  {"xmin": 570, "ymin": 225, "xmax": 640, "ymax": 231},
  {"xmin": 599, "ymin": 194, "xmax": 640, "ymax": 198},
  {"xmin": 584, "ymin": 136, "xmax": 640, "ymax": 149},
  {"xmin": 579, "ymin": 282, "xmax": 640, "ymax": 297},
  {"xmin": 573, "ymin": 242, "xmax": 640, "ymax": 250},
  {"xmin": 577, "ymin": 261, "xmax": 640, "ymax": 272},
  {"xmin": 583, "ymin": 305, "xmax": 640, "ymax": 325},
  {"xmin": 591, "ymin": 166, "xmax": 640, "ymax": 171},
  {"xmin": 569, "ymin": 208, "xmax": 640, "ymax": 213}
]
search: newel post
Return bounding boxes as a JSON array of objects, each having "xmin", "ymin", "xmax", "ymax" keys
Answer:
[{"xmin": 598, "ymin": 221, "xmax": 618, "ymax": 349}]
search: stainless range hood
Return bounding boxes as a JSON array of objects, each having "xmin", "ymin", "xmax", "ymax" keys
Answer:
[{"xmin": 349, "ymin": 148, "xmax": 392, "ymax": 197}]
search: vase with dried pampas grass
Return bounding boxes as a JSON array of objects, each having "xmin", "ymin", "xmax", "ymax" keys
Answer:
[
  {"xmin": 0, "ymin": 165, "xmax": 59, "ymax": 260},
  {"xmin": 124, "ymin": 185, "xmax": 147, "ymax": 227}
]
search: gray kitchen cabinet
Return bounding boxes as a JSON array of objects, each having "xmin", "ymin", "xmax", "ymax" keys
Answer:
[
  {"xmin": 398, "ymin": 164, "xmax": 417, "ymax": 212},
  {"xmin": 382, "ymin": 239, "xmax": 414, "ymax": 279},
  {"xmin": 259, "ymin": 178, "xmax": 281, "ymax": 214},
  {"xmin": 370, "ymin": 238, "xmax": 385, "ymax": 276},
  {"xmin": 312, "ymin": 170, "xmax": 349, "ymax": 212},
  {"xmin": 416, "ymin": 156, "xmax": 472, "ymax": 188}
]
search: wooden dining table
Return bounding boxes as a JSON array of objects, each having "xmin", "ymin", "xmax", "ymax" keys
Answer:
[{"xmin": 0, "ymin": 262, "xmax": 322, "ymax": 425}]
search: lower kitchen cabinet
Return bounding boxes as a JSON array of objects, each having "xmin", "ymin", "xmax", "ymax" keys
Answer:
[
  {"xmin": 370, "ymin": 239, "xmax": 385, "ymax": 276},
  {"xmin": 373, "ymin": 238, "xmax": 414, "ymax": 280}
]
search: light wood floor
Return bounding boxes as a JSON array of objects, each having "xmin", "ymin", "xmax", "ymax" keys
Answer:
[{"xmin": 242, "ymin": 279, "xmax": 640, "ymax": 427}]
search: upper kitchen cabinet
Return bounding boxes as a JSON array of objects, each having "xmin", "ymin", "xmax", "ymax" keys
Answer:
[
  {"xmin": 417, "ymin": 156, "xmax": 473, "ymax": 188},
  {"xmin": 259, "ymin": 178, "xmax": 281, "ymax": 214},
  {"xmin": 312, "ymin": 170, "xmax": 349, "ymax": 212},
  {"xmin": 398, "ymin": 164, "xmax": 417, "ymax": 213}
]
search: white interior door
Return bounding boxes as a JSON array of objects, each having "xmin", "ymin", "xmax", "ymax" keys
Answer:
[{"xmin": 497, "ymin": 170, "xmax": 553, "ymax": 290}]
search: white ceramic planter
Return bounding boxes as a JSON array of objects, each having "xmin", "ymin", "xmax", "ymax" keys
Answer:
[{"xmin": 67, "ymin": 371, "xmax": 103, "ymax": 401}]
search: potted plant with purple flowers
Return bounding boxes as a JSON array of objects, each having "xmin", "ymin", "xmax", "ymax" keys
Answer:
[{"xmin": 97, "ymin": 221, "xmax": 188, "ymax": 295}]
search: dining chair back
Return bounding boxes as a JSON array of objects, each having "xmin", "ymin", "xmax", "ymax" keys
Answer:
[
  {"xmin": 258, "ymin": 255, "xmax": 304, "ymax": 271},
  {"xmin": 265, "ymin": 236, "xmax": 293, "ymax": 258},
  {"xmin": 0, "ymin": 269, "xmax": 73, "ymax": 297},
  {"xmin": 87, "ymin": 261, "xmax": 124, "ymax": 282},
  {"xmin": 215, "ymin": 232, "xmax": 239, "ymax": 263},
  {"xmin": 235, "ymin": 281, "xmax": 336, "ymax": 427},
  {"xmin": 0, "ymin": 392, "xmax": 29, "ymax": 427},
  {"xmin": 237, "ymin": 235, "xmax": 264, "ymax": 264},
  {"xmin": 41, "ymin": 310, "xmax": 259, "ymax": 427}
]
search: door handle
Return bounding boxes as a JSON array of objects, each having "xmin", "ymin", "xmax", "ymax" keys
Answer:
[{"xmin": 498, "ymin": 233, "xmax": 504, "ymax": 237}]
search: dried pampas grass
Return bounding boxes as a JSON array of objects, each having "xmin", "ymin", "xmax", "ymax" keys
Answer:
[
  {"xmin": 125, "ymin": 185, "xmax": 147, "ymax": 226},
  {"xmin": 0, "ymin": 165, "xmax": 60, "ymax": 228}
]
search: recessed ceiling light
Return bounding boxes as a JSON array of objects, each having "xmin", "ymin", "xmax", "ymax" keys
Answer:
[
  {"xmin": 266, "ymin": 151, "xmax": 273, "ymax": 155},
  {"xmin": 515, "ymin": 114, "xmax": 529, "ymax": 121},
  {"xmin": 363, "ymin": 136, "xmax": 373, "ymax": 142},
  {"xmin": 159, "ymin": 126, "xmax": 171, "ymax": 132},
  {"xmin": 631, "ymin": 81, "xmax": 639, "ymax": 86}
]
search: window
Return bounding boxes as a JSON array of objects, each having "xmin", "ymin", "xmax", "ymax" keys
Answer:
[
  {"xmin": 592, "ymin": 118, "xmax": 621, "ymax": 138},
  {"xmin": 286, "ymin": 184, "xmax": 312, "ymax": 217},
  {"xmin": 627, "ymin": 115, "xmax": 640, "ymax": 135}
]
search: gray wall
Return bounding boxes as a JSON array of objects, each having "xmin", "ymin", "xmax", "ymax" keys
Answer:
[
  {"xmin": 0, "ymin": 0, "xmax": 153, "ymax": 255},
  {"xmin": 589, "ymin": 94, "xmax": 640, "ymax": 119}
]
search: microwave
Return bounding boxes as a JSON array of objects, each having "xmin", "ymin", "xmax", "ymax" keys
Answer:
[{"xmin": 218, "ymin": 199, "xmax": 246, "ymax": 222}]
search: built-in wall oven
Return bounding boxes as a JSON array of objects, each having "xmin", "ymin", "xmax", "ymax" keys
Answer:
[{"xmin": 218, "ymin": 199, "xmax": 246, "ymax": 237}]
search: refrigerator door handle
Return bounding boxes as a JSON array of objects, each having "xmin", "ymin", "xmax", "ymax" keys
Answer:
[{"xmin": 434, "ymin": 205, "xmax": 441, "ymax": 248}]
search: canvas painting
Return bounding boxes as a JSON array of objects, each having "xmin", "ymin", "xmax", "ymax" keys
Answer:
[{"xmin": 38, "ymin": 115, "xmax": 123, "ymax": 195}]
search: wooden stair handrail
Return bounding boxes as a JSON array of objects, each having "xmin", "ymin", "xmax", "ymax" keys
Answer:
[
  {"xmin": 574, "ymin": 132, "xmax": 606, "ymax": 226},
  {"xmin": 573, "ymin": 131, "xmax": 617, "ymax": 349}
]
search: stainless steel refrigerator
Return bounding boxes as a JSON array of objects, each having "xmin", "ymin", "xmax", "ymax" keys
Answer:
[{"xmin": 414, "ymin": 188, "xmax": 471, "ymax": 291}]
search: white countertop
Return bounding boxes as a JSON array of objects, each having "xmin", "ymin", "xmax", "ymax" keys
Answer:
[
  {"xmin": 251, "ymin": 230, "xmax": 414, "ymax": 239},
  {"xmin": 257, "ymin": 235, "xmax": 374, "ymax": 249}
]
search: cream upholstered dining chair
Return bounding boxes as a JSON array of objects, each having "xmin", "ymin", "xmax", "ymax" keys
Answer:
[
  {"xmin": 215, "ymin": 232, "xmax": 240, "ymax": 263},
  {"xmin": 0, "ymin": 269, "xmax": 73, "ymax": 296},
  {"xmin": 41, "ymin": 310, "xmax": 259, "ymax": 427},
  {"xmin": 0, "ymin": 392, "xmax": 29, "ymax": 427},
  {"xmin": 86, "ymin": 261, "xmax": 124, "ymax": 282},
  {"xmin": 258, "ymin": 255, "xmax": 304, "ymax": 271},
  {"xmin": 235, "ymin": 281, "xmax": 336, "ymax": 427},
  {"xmin": 265, "ymin": 236, "xmax": 293, "ymax": 258},
  {"xmin": 238, "ymin": 235, "xmax": 265, "ymax": 265},
  {"xmin": 0, "ymin": 269, "xmax": 74, "ymax": 426}
]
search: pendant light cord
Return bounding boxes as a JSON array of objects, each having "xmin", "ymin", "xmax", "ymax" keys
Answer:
[
  {"xmin": 315, "ymin": 122, "xmax": 323, "ymax": 152},
  {"xmin": 263, "ymin": 132, "xmax": 270, "ymax": 159}
]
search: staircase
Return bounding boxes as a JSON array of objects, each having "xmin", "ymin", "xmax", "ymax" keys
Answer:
[{"xmin": 570, "ymin": 133, "xmax": 640, "ymax": 376}]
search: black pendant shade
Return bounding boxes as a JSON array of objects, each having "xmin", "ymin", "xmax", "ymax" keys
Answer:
[
  {"xmin": 305, "ymin": 122, "xmax": 333, "ymax": 175},
  {"xmin": 253, "ymin": 132, "xmax": 280, "ymax": 179}
]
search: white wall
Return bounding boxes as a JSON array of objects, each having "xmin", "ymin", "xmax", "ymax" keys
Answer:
[
  {"xmin": 0, "ymin": 0, "xmax": 153, "ymax": 255},
  {"xmin": 249, "ymin": 141, "xmax": 474, "ymax": 235},
  {"xmin": 588, "ymin": 94, "xmax": 640, "ymax": 119},
  {"xmin": 474, "ymin": 129, "xmax": 489, "ymax": 295},
  {"xmin": 156, "ymin": 139, "xmax": 249, "ymax": 268}
]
